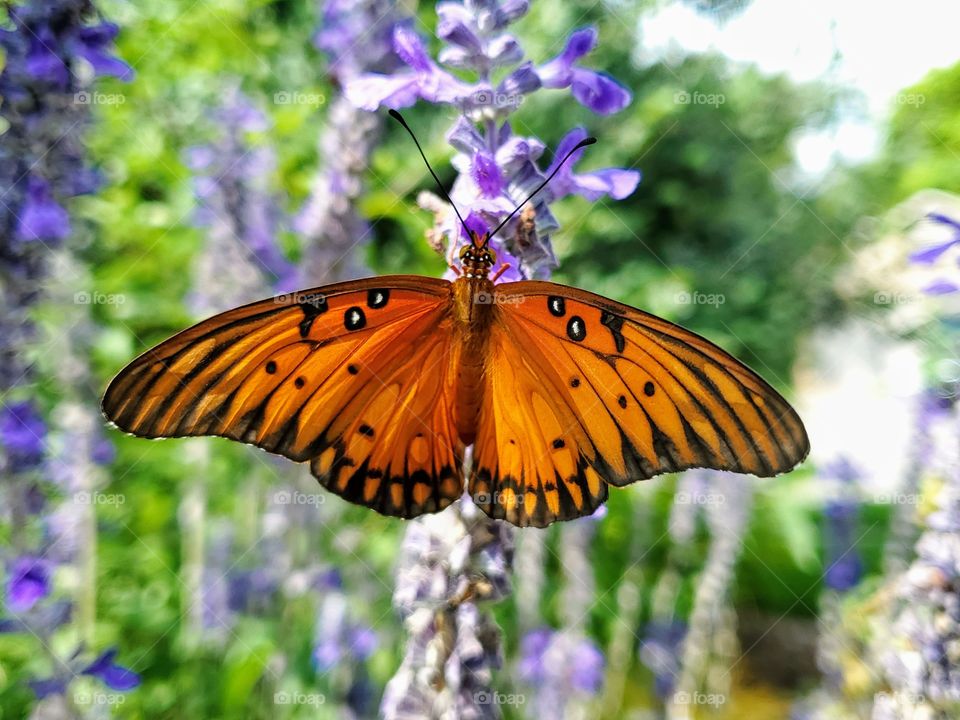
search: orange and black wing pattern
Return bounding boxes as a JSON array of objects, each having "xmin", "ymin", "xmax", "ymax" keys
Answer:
[
  {"xmin": 468, "ymin": 281, "xmax": 809, "ymax": 527},
  {"xmin": 102, "ymin": 276, "xmax": 466, "ymax": 519}
]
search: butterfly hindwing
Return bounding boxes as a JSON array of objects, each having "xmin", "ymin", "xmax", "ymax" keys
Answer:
[
  {"xmin": 468, "ymin": 280, "xmax": 809, "ymax": 527},
  {"xmin": 102, "ymin": 275, "xmax": 466, "ymax": 519}
]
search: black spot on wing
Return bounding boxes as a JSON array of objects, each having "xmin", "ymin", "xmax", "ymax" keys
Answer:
[
  {"xmin": 367, "ymin": 289, "xmax": 389, "ymax": 309},
  {"xmin": 344, "ymin": 306, "xmax": 366, "ymax": 331},
  {"xmin": 548, "ymin": 296, "xmax": 566, "ymax": 317},
  {"xmin": 567, "ymin": 315, "xmax": 586, "ymax": 342}
]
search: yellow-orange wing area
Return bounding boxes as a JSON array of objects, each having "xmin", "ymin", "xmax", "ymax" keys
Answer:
[
  {"xmin": 102, "ymin": 276, "xmax": 466, "ymax": 519},
  {"xmin": 469, "ymin": 281, "xmax": 810, "ymax": 527}
]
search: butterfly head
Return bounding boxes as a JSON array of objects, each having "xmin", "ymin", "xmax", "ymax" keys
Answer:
[{"xmin": 459, "ymin": 231, "xmax": 498, "ymax": 278}]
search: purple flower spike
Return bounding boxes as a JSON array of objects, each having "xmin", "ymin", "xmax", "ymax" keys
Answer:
[
  {"xmin": 537, "ymin": 28, "xmax": 631, "ymax": 115},
  {"xmin": 82, "ymin": 649, "xmax": 141, "ymax": 691},
  {"xmin": 546, "ymin": 128, "xmax": 640, "ymax": 202},
  {"xmin": 345, "ymin": 25, "xmax": 474, "ymax": 110},
  {"xmin": 6, "ymin": 557, "xmax": 52, "ymax": 612},
  {"xmin": 16, "ymin": 177, "xmax": 71, "ymax": 243}
]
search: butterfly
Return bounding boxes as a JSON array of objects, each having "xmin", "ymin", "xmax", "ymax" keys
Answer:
[{"xmin": 102, "ymin": 114, "xmax": 809, "ymax": 528}]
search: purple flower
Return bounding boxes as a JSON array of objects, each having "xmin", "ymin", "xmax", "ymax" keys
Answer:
[
  {"xmin": 639, "ymin": 621, "xmax": 688, "ymax": 699},
  {"xmin": 1, "ymin": 400, "xmax": 47, "ymax": 470},
  {"xmin": 518, "ymin": 627, "xmax": 553, "ymax": 683},
  {"xmin": 81, "ymin": 648, "xmax": 141, "ymax": 691},
  {"xmin": 16, "ymin": 177, "xmax": 71, "ymax": 243},
  {"xmin": 537, "ymin": 28, "xmax": 631, "ymax": 115},
  {"xmin": 28, "ymin": 677, "xmax": 69, "ymax": 700},
  {"xmin": 25, "ymin": 27, "xmax": 68, "ymax": 86},
  {"xmin": 910, "ymin": 213, "xmax": 960, "ymax": 265},
  {"xmin": 569, "ymin": 638, "xmax": 605, "ymax": 692},
  {"xmin": 69, "ymin": 23, "xmax": 134, "ymax": 80},
  {"xmin": 818, "ymin": 456, "xmax": 864, "ymax": 485},
  {"xmin": 345, "ymin": 24, "xmax": 474, "ymax": 110},
  {"xmin": 546, "ymin": 128, "xmax": 641, "ymax": 202},
  {"xmin": 6, "ymin": 557, "xmax": 52, "ymax": 612}
]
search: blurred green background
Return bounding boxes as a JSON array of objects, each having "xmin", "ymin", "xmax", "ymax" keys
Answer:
[{"xmin": 4, "ymin": 0, "xmax": 960, "ymax": 718}]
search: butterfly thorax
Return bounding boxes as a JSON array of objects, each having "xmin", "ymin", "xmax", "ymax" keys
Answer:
[{"xmin": 450, "ymin": 235, "xmax": 498, "ymax": 443}]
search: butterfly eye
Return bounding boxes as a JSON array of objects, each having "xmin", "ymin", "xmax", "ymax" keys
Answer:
[
  {"xmin": 459, "ymin": 245, "xmax": 472, "ymax": 261},
  {"xmin": 487, "ymin": 248, "xmax": 498, "ymax": 265}
]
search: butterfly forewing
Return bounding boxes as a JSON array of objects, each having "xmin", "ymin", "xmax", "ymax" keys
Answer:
[
  {"xmin": 467, "ymin": 281, "xmax": 809, "ymax": 527},
  {"xmin": 102, "ymin": 276, "xmax": 466, "ymax": 518}
]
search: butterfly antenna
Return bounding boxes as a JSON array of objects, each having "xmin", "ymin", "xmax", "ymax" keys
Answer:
[
  {"xmin": 488, "ymin": 135, "xmax": 597, "ymax": 242},
  {"xmin": 388, "ymin": 109, "xmax": 469, "ymax": 236}
]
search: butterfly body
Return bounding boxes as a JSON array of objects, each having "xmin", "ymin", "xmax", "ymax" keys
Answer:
[{"xmin": 103, "ymin": 232, "xmax": 809, "ymax": 527}]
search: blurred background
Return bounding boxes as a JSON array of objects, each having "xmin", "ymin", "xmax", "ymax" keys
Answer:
[{"xmin": 3, "ymin": 0, "xmax": 960, "ymax": 718}]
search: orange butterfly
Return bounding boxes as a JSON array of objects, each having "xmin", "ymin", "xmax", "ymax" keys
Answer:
[{"xmin": 102, "ymin": 118, "xmax": 808, "ymax": 528}]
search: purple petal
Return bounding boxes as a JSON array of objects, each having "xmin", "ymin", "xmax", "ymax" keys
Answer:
[
  {"xmin": 29, "ymin": 677, "xmax": 68, "ymax": 699},
  {"xmin": 0, "ymin": 400, "xmax": 46, "ymax": 462},
  {"xmin": 928, "ymin": 212, "xmax": 960, "ymax": 233},
  {"xmin": 345, "ymin": 72, "xmax": 420, "ymax": 111},
  {"xmin": 570, "ymin": 68, "xmax": 631, "ymax": 115},
  {"xmin": 495, "ymin": 136, "xmax": 545, "ymax": 176},
  {"xmin": 486, "ymin": 34, "xmax": 523, "ymax": 67},
  {"xmin": 923, "ymin": 279, "xmax": 960, "ymax": 295},
  {"xmin": 392, "ymin": 24, "xmax": 432, "ymax": 73},
  {"xmin": 910, "ymin": 238, "xmax": 959, "ymax": 265},
  {"xmin": 461, "ymin": 212, "xmax": 491, "ymax": 241},
  {"xmin": 349, "ymin": 626, "xmax": 378, "ymax": 660},
  {"xmin": 25, "ymin": 28, "xmax": 68, "ymax": 87},
  {"xmin": 6, "ymin": 557, "xmax": 52, "ymax": 612},
  {"xmin": 313, "ymin": 640, "xmax": 342, "ymax": 671},
  {"xmin": 497, "ymin": 62, "xmax": 541, "ymax": 101},
  {"xmin": 570, "ymin": 167, "xmax": 641, "ymax": 201},
  {"xmin": 570, "ymin": 639, "xmax": 605, "ymax": 693},
  {"xmin": 496, "ymin": 0, "xmax": 530, "ymax": 26},
  {"xmin": 472, "ymin": 151, "xmax": 505, "ymax": 198},
  {"xmin": 447, "ymin": 116, "xmax": 486, "ymax": 155},
  {"xmin": 16, "ymin": 177, "xmax": 70, "ymax": 242},
  {"xmin": 436, "ymin": 3, "xmax": 481, "ymax": 51},
  {"xmin": 68, "ymin": 24, "xmax": 135, "ymax": 81},
  {"xmin": 562, "ymin": 27, "xmax": 598, "ymax": 62},
  {"xmin": 82, "ymin": 649, "xmax": 141, "ymax": 691}
]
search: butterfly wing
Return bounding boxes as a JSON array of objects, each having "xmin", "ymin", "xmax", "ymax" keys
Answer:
[
  {"xmin": 102, "ymin": 276, "xmax": 466, "ymax": 518},
  {"xmin": 469, "ymin": 281, "xmax": 809, "ymax": 527}
]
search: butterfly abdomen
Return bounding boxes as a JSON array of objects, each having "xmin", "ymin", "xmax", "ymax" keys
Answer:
[{"xmin": 451, "ymin": 277, "xmax": 495, "ymax": 444}]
